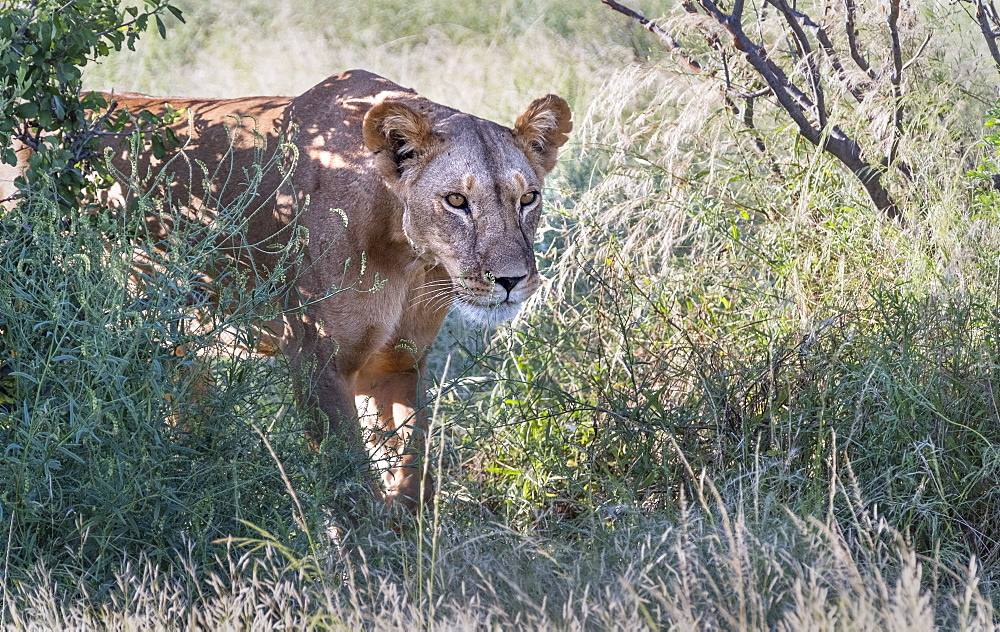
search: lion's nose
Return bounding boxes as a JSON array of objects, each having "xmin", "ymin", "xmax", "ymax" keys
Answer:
[{"xmin": 495, "ymin": 275, "xmax": 525, "ymax": 298}]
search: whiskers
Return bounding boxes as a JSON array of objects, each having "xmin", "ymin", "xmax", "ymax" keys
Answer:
[{"xmin": 409, "ymin": 278, "xmax": 458, "ymax": 313}]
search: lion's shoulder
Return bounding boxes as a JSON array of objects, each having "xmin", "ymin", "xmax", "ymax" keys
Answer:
[
  {"xmin": 309, "ymin": 69, "xmax": 415, "ymax": 100},
  {"xmin": 286, "ymin": 70, "xmax": 416, "ymax": 123}
]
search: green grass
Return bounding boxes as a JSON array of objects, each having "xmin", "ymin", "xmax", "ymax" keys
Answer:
[{"xmin": 6, "ymin": 0, "xmax": 1000, "ymax": 628}]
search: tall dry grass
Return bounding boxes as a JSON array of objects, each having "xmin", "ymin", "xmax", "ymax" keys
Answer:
[
  {"xmin": 5, "ymin": 474, "xmax": 996, "ymax": 630},
  {"xmin": 83, "ymin": 0, "xmax": 657, "ymax": 122}
]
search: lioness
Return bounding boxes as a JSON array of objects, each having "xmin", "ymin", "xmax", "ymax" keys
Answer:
[{"xmin": 42, "ymin": 70, "xmax": 569, "ymax": 509}]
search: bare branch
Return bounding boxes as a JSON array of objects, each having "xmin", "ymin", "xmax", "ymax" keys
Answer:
[
  {"xmin": 701, "ymin": 0, "xmax": 898, "ymax": 218},
  {"xmin": 767, "ymin": 0, "xmax": 826, "ymax": 129},
  {"xmin": 695, "ymin": 0, "xmax": 821, "ymax": 143},
  {"xmin": 776, "ymin": 3, "xmax": 869, "ymax": 102},
  {"xmin": 600, "ymin": 0, "xmax": 901, "ymax": 219},
  {"xmin": 732, "ymin": 0, "xmax": 745, "ymax": 22},
  {"xmin": 600, "ymin": 0, "xmax": 703, "ymax": 72},
  {"xmin": 887, "ymin": 0, "xmax": 903, "ymax": 169},
  {"xmin": 975, "ymin": 0, "xmax": 1000, "ymax": 69},
  {"xmin": 845, "ymin": 0, "xmax": 877, "ymax": 80},
  {"xmin": 901, "ymin": 33, "xmax": 931, "ymax": 72},
  {"xmin": 727, "ymin": 86, "xmax": 772, "ymax": 99}
]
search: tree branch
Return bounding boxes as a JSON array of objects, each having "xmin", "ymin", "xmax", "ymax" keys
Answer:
[
  {"xmin": 779, "ymin": 2, "xmax": 869, "ymax": 102},
  {"xmin": 696, "ymin": 0, "xmax": 822, "ymax": 142},
  {"xmin": 600, "ymin": 0, "xmax": 703, "ymax": 72},
  {"xmin": 767, "ymin": 0, "xmax": 826, "ymax": 129},
  {"xmin": 600, "ymin": 0, "xmax": 901, "ymax": 219},
  {"xmin": 901, "ymin": 33, "xmax": 931, "ymax": 72},
  {"xmin": 887, "ymin": 0, "xmax": 903, "ymax": 170},
  {"xmin": 845, "ymin": 0, "xmax": 877, "ymax": 80},
  {"xmin": 974, "ymin": 0, "xmax": 1000, "ymax": 69},
  {"xmin": 727, "ymin": 86, "xmax": 772, "ymax": 100}
]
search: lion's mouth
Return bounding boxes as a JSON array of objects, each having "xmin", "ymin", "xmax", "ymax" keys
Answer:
[
  {"xmin": 443, "ymin": 271, "xmax": 539, "ymax": 327},
  {"xmin": 454, "ymin": 295, "xmax": 524, "ymax": 327}
]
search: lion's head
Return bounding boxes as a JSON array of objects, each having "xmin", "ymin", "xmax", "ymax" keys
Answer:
[{"xmin": 362, "ymin": 94, "xmax": 572, "ymax": 326}]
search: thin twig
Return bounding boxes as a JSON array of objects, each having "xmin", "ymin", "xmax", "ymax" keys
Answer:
[
  {"xmin": 767, "ymin": 0, "xmax": 826, "ymax": 129},
  {"xmin": 780, "ymin": 2, "xmax": 869, "ymax": 102},
  {"xmin": 600, "ymin": 0, "xmax": 703, "ymax": 72},
  {"xmin": 845, "ymin": 0, "xmax": 876, "ymax": 80},
  {"xmin": 887, "ymin": 0, "xmax": 903, "ymax": 169},
  {"xmin": 727, "ymin": 86, "xmax": 773, "ymax": 99},
  {"xmin": 901, "ymin": 33, "xmax": 931, "ymax": 72},
  {"xmin": 251, "ymin": 422, "xmax": 312, "ymax": 540}
]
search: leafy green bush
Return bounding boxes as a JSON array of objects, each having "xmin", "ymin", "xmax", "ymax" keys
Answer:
[{"xmin": 0, "ymin": 0, "xmax": 183, "ymax": 205}]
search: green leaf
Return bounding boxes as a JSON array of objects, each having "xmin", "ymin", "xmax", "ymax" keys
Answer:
[
  {"xmin": 166, "ymin": 5, "xmax": 185, "ymax": 23},
  {"xmin": 52, "ymin": 96, "xmax": 65, "ymax": 121},
  {"xmin": 155, "ymin": 16, "xmax": 166, "ymax": 39},
  {"xmin": 15, "ymin": 102, "xmax": 38, "ymax": 119},
  {"xmin": 151, "ymin": 134, "xmax": 166, "ymax": 160}
]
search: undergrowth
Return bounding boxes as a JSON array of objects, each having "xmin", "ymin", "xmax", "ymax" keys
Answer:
[
  {"xmin": 0, "ymin": 132, "xmax": 363, "ymax": 593},
  {"xmin": 5, "ymin": 0, "xmax": 1000, "ymax": 629}
]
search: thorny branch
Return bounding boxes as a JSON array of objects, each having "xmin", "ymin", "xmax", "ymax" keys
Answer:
[{"xmin": 600, "ymin": 0, "xmax": 916, "ymax": 220}]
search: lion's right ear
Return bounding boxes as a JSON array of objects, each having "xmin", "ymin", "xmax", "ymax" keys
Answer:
[{"xmin": 363, "ymin": 101, "xmax": 437, "ymax": 181}]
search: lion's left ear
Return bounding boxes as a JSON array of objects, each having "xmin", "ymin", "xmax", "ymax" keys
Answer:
[{"xmin": 513, "ymin": 94, "xmax": 572, "ymax": 175}]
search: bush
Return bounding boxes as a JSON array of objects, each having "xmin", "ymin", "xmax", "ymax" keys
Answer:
[
  {"xmin": 449, "ymin": 65, "xmax": 1000, "ymax": 576},
  {"xmin": 0, "ymin": 133, "xmax": 360, "ymax": 586}
]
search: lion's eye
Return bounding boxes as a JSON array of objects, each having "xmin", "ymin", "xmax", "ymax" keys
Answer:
[
  {"xmin": 519, "ymin": 191, "xmax": 539, "ymax": 207},
  {"xmin": 445, "ymin": 193, "xmax": 468, "ymax": 209}
]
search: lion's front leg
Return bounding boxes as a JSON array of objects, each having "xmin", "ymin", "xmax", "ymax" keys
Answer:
[
  {"xmin": 284, "ymin": 321, "xmax": 387, "ymax": 502},
  {"xmin": 354, "ymin": 355, "xmax": 432, "ymax": 510}
]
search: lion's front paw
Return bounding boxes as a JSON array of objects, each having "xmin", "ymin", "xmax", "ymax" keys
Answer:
[{"xmin": 383, "ymin": 467, "xmax": 434, "ymax": 512}]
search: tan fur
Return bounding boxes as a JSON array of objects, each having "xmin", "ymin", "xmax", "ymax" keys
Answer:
[{"xmin": 4, "ymin": 70, "xmax": 570, "ymax": 509}]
